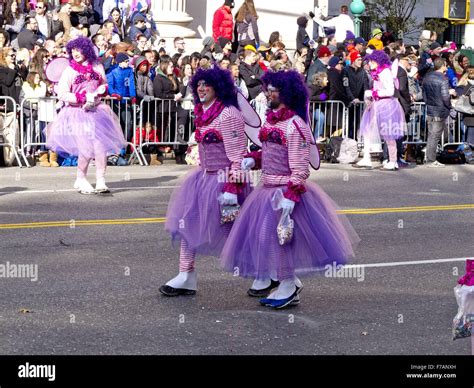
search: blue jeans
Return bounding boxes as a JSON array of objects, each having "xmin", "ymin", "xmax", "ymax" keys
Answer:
[{"xmin": 313, "ymin": 109, "xmax": 325, "ymax": 138}]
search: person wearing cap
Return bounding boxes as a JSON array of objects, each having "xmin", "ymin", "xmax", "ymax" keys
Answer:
[
  {"xmin": 342, "ymin": 50, "xmax": 370, "ymax": 138},
  {"xmin": 107, "ymin": 52, "xmax": 137, "ymax": 142},
  {"xmin": 128, "ymin": 14, "xmax": 153, "ymax": 41},
  {"xmin": 309, "ymin": 5, "xmax": 355, "ymax": 44},
  {"xmin": 159, "ymin": 66, "xmax": 250, "ymax": 297},
  {"xmin": 354, "ymin": 37, "xmax": 366, "ymax": 53},
  {"xmin": 212, "ymin": 0, "xmax": 234, "ymax": 42},
  {"xmin": 368, "ymin": 28, "xmax": 384, "ymax": 51},
  {"xmin": 239, "ymin": 45, "xmax": 264, "ymax": 100},
  {"xmin": 306, "ymin": 45, "xmax": 331, "ymax": 85},
  {"xmin": 200, "ymin": 36, "xmax": 217, "ymax": 62},
  {"xmin": 257, "ymin": 44, "xmax": 271, "ymax": 71},
  {"xmin": 130, "ymin": 1, "xmax": 158, "ymax": 33},
  {"xmin": 221, "ymin": 70, "xmax": 359, "ymax": 308},
  {"xmin": 296, "ymin": 15, "xmax": 310, "ymax": 51},
  {"xmin": 418, "ymin": 41, "xmax": 442, "ymax": 80}
]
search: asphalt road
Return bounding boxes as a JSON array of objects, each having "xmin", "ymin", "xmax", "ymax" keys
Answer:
[{"xmin": 0, "ymin": 161, "xmax": 473, "ymax": 355}]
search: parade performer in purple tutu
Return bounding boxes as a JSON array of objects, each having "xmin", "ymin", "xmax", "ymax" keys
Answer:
[
  {"xmin": 159, "ymin": 66, "xmax": 250, "ymax": 297},
  {"xmin": 46, "ymin": 37, "xmax": 127, "ymax": 194},
  {"xmin": 354, "ymin": 50, "xmax": 407, "ymax": 171},
  {"xmin": 220, "ymin": 70, "xmax": 359, "ymax": 309}
]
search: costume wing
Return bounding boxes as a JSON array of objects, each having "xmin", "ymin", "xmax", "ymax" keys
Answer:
[
  {"xmin": 392, "ymin": 58, "xmax": 400, "ymax": 90},
  {"xmin": 45, "ymin": 57, "xmax": 70, "ymax": 83},
  {"xmin": 237, "ymin": 91, "xmax": 262, "ymax": 147},
  {"xmin": 305, "ymin": 105, "xmax": 321, "ymax": 170}
]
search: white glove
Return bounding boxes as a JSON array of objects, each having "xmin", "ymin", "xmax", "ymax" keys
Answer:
[
  {"xmin": 219, "ymin": 192, "xmax": 238, "ymax": 206},
  {"xmin": 241, "ymin": 157, "xmax": 255, "ymax": 171},
  {"xmin": 280, "ymin": 198, "xmax": 295, "ymax": 214},
  {"xmin": 96, "ymin": 85, "xmax": 106, "ymax": 95},
  {"xmin": 364, "ymin": 90, "xmax": 373, "ymax": 101},
  {"xmin": 86, "ymin": 92, "xmax": 95, "ymax": 104}
]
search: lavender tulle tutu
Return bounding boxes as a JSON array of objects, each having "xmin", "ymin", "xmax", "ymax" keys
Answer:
[
  {"xmin": 360, "ymin": 98, "xmax": 406, "ymax": 141},
  {"xmin": 46, "ymin": 104, "xmax": 127, "ymax": 158},
  {"xmin": 220, "ymin": 182, "xmax": 360, "ymax": 279},
  {"xmin": 165, "ymin": 168, "xmax": 251, "ymax": 256}
]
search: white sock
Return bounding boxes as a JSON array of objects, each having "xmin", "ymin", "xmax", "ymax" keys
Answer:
[
  {"xmin": 166, "ymin": 271, "xmax": 197, "ymax": 290},
  {"xmin": 251, "ymin": 278, "xmax": 271, "ymax": 290},
  {"xmin": 267, "ymin": 279, "xmax": 296, "ymax": 300}
]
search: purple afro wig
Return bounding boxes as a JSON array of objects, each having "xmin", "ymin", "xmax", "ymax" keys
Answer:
[
  {"xmin": 189, "ymin": 66, "xmax": 238, "ymax": 108},
  {"xmin": 364, "ymin": 50, "xmax": 392, "ymax": 67},
  {"xmin": 261, "ymin": 70, "xmax": 310, "ymax": 123},
  {"xmin": 66, "ymin": 36, "xmax": 98, "ymax": 64}
]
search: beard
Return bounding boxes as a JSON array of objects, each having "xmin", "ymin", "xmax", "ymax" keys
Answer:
[{"xmin": 268, "ymin": 98, "xmax": 280, "ymax": 110}]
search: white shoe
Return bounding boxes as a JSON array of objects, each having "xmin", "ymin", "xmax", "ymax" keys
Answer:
[
  {"xmin": 95, "ymin": 178, "xmax": 110, "ymax": 193},
  {"xmin": 382, "ymin": 161, "xmax": 398, "ymax": 171},
  {"xmin": 73, "ymin": 178, "xmax": 96, "ymax": 195},
  {"xmin": 382, "ymin": 159, "xmax": 388, "ymax": 166},
  {"xmin": 355, "ymin": 157, "xmax": 373, "ymax": 168},
  {"xmin": 166, "ymin": 270, "xmax": 197, "ymax": 291}
]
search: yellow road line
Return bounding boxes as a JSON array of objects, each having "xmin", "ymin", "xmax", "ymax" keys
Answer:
[{"xmin": 0, "ymin": 204, "xmax": 472, "ymax": 230}]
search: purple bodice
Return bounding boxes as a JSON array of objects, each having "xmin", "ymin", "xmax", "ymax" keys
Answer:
[
  {"xmin": 198, "ymin": 134, "xmax": 231, "ymax": 172},
  {"xmin": 260, "ymin": 125, "xmax": 291, "ymax": 177}
]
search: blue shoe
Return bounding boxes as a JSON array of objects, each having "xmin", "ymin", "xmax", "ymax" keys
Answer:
[{"xmin": 259, "ymin": 287, "xmax": 300, "ymax": 309}]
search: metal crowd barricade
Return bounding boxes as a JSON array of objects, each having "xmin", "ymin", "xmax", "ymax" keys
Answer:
[
  {"xmin": 101, "ymin": 96, "xmax": 142, "ymax": 165},
  {"xmin": 20, "ymin": 96, "xmax": 58, "ymax": 167},
  {"xmin": 406, "ymin": 102, "xmax": 428, "ymax": 144},
  {"xmin": 308, "ymin": 100, "xmax": 347, "ymax": 140},
  {"xmin": 0, "ymin": 96, "xmax": 23, "ymax": 167},
  {"xmin": 137, "ymin": 97, "xmax": 194, "ymax": 166}
]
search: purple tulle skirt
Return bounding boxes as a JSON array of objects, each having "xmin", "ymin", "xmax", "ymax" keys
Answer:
[
  {"xmin": 165, "ymin": 168, "xmax": 251, "ymax": 256},
  {"xmin": 360, "ymin": 97, "xmax": 407, "ymax": 141},
  {"xmin": 46, "ymin": 104, "xmax": 127, "ymax": 158},
  {"xmin": 220, "ymin": 182, "xmax": 360, "ymax": 280}
]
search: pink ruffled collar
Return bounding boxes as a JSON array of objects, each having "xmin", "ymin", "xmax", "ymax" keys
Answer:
[
  {"xmin": 266, "ymin": 107, "xmax": 296, "ymax": 125},
  {"xmin": 194, "ymin": 100, "xmax": 225, "ymax": 129},
  {"xmin": 70, "ymin": 60, "xmax": 93, "ymax": 74}
]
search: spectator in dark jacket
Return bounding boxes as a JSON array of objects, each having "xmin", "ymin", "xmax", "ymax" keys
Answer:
[
  {"xmin": 296, "ymin": 16, "xmax": 310, "ymax": 51},
  {"xmin": 212, "ymin": 0, "xmax": 234, "ymax": 42},
  {"xmin": 239, "ymin": 47, "xmax": 264, "ymax": 100},
  {"xmin": 0, "ymin": 47, "xmax": 22, "ymax": 110},
  {"xmin": 418, "ymin": 41, "xmax": 443, "ymax": 80},
  {"xmin": 218, "ymin": 37, "xmax": 237, "ymax": 63},
  {"xmin": 422, "ymin": 57, "xmax": 453, "ymax": 167},
  {"xmin": 306, "ymin": 45, "xmax": 331, "ymax": 85},
  {"xmin": 128, "ymin": 15, "xmax": 153, "ymax": 41},
  {"xmin": 327, "ymin": 56, "xmax": 347, "ymax": 133},
  {"xmin": 309, "ymin": 71, "xmax": 329, "ymax": 140},
  {"xmin": 3, "ymin": 0, "xmax": 25, "ymax": 43},
  {"xmin": 342, "ymin": 50, "xmax": 369, "ymax": 138}
]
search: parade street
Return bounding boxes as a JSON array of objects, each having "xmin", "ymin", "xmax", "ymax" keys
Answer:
[{"xmin": 0, "ymin": 162, "xmax": 473, "ymax": 355}]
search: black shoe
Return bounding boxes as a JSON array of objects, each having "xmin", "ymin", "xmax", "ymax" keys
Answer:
[
  {"xmin": 247, "ymin": 279, "xmax": 280, "ymax": 297},
  {"xmin": 159, "ymin": 285, "xmax": 196, "ymax": 297}
]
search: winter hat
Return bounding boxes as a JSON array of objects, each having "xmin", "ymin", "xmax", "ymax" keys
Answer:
[
  {"xmin": 134, "ymin": 56, "xmax": 149, "ymax": 71},
  {"xmin": 372, "ymin": 28, "xmax": 383, "ymax": 37},
  {"xmin": 349, "ymin": 50, "xmax": 361, "ymax": 64},
  {"xmin": 297, "ymin": 16, "xmax": 308, "ymax": 27},
  {"xmin": 430, "ymin": 41, "xmax": 441, "ymax": 50},
  {"xmin": 328, "ymin": 56, "xmax": 341, "ymax": 68},
  {"xmin": 318, "ymin": 46, "xmax": 331, "ymax": 58},
  {"xmin": 420, "ymin": 30, "xmax": 431, "ymax": 40},
  {"xmin": 202, "ymin": 36, "xmax": 215, "ymax": 47},
  {"xmin": 224, "ymin": 0, "xmax": 235, "ymax": 8},
  {"xmin": 218, "ymin": 37, "xmax": 231, "ymax": 49},
  {"xmin": 354, "ymin": 37, "xmax": 366, "ymax": 45},
  {"xmin": 116, "ymin": 52, "xmax": 130, "ymax": 63},
  {"xmin": 345, "ymin": 30, "xmax": 355, "ymax": 41}
]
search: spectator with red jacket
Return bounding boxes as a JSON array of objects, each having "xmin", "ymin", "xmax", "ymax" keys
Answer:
[{"xmin": 212, "ymin": 0, "xmax": 234, "ymax": 42}]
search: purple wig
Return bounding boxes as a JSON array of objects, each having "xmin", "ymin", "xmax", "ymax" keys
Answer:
[
  {"xmin": 66, "ymin": 37, "xmax": 98, "ymax": 64},
  {"xmin": 364, "ymin": 50, "xmax": 392, "ymax": 67},
  {"xmin": 189, "ymin": 66, "xmax": 239, "ymax": 108},
  {"xmin": 261, "ymin": 70, "xmax": 310, "ymax": 123}
]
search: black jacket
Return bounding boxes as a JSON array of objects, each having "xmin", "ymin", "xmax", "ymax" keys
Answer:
[
  {"xmin": 422, "ymin": 71, "xmax": 452, "ymax": 119},
  {"xmin": 395, "ymin": 67, "xmax": 411, "ymax": 119},
  {"xmin": 153, "ymin": 70, "xmax": 179, "ymax": 113},
  {"xmin": 238, "ymin": 61, "xmax": 263, "ymax": 100},
  {"xmin": 0, "ymin": 65, "xmax": 22, "ymax": 111},
  {"xmin": 328, "ymin": 68, "xmax": 349, "ymax": 105},
  {"xmin": 342, "ymin": 65, "xmax": 370, "ymax": 102},
  {"xmin": 296, "ymin": 26, "xmax": 309, "ymax": 51},
  {"xmin": 306, "ymin": 58, "xmax": 328, "ymax": 85}
]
